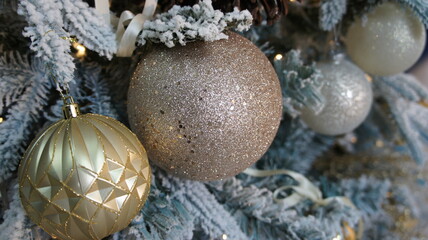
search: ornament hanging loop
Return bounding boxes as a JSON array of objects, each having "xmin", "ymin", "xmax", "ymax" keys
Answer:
[
  {"xmin": 328, "ymin": 22, "xmax": 345, "ymax": 64},
  {"xmin": 62, "ymin": 96, "xmax": 80, "ymax": 119},
  {"xmin": 44, "ymin": 62, "xmax": 79, "ymax": 119},
  {"xmin": 48, "ymin": 72, "xmax": 79, "ymax": 119}
]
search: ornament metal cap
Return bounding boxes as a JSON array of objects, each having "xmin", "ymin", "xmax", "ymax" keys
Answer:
[{"xmin": 62, "ymin": 96, "xmax": 80, "ymax": 119}]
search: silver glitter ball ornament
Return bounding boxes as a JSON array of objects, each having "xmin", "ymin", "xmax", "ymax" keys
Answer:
[
  {"xmin": 346, "ymin": 2, "xmax": 426, "ymax": 76},
  {"xmin": 300, "ymin": 59, "xmax": 373, "ymax": 136},
  {"xmin": 128, "ymin": 32, "xmax": 282, "ymax": 181}
]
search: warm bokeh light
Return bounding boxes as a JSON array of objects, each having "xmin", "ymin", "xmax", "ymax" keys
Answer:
[
  {"xmin": 72, "ymin": 42, "xmax": 86, "ymax": 57},
  {"xmin": 274, "ymin": 54, "xmax": 283, "ymax": 61}
]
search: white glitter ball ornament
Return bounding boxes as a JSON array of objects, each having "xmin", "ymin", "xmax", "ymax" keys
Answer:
[
  {"xmin": 345, "ymin": 2, "xmax": 426, "ymax": 76},
  {"xmin": 300, "ymin": 59, "xmax": 373, "ymax": 136}
]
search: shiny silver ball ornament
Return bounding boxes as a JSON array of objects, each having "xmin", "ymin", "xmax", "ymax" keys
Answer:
[
  {"xmin": 300, "ymin": 59, "xmax": 373, "ymax": 135},
  {"xmin": 128, "ymin": 32, "xmax": 282, "ymax": 181},
  {"xmin": 346, "ymin": 2, "xmax": 426, "ymax": 76}
]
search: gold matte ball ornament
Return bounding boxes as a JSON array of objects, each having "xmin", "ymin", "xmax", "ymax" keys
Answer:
[
  {"xmin": 18, "ymin": 99, "xmax": 151, "ymax": 240},
  {"xmin": 128, "ymin": 32, "xmax": 282, "ymax": 181}
]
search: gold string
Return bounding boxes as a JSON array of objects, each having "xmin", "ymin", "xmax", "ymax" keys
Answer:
[{"xmin": 43, "ymin": 29, "xmax": 78, "ymax": 43}]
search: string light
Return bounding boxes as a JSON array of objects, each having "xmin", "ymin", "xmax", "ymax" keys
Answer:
[
  {"xmin": 332, "ymin": 234, "xmax": 342, "ymax": 240},
  {"xmin": 375, "ymin": 140, "xmax": 384, "ymax": 148},
  {"xmin": 0, "ymin": 117, "xmax": 3, "ymax": 123},
  {"xmin": 419, "ymin": 100, "xmax": 428, "ymax": 108},
  {"xmin": 221, "ymin": 234, "xmax": 228, "ymax": 240},
  {"xmin": 44, "ymin": 30, "xmax": 85, "ymax": 58},
  {"xmin": 274, "ymin": 54, "xmax": 283, "ymax": 61},
  {"xmin": 342, "ymin": 222, "xmax": 357, "ymax": 240},
  {"xmin": 365, "ymin": 74, "xmax": 373, "ymax": 83},
  {"xmin": 72, "ymin": 42, "xmax": 86, "ymax": 57}
]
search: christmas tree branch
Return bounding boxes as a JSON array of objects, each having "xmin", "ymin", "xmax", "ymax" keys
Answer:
[{"xmin": 137, "ymin": 0, "xmax": 252, "ymax": 47}]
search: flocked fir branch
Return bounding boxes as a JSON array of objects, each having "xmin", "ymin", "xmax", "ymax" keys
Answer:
[
  {"xmin": 390, "ymin": 185, "xmax": 420, "ymax": 218},
  {"xmin": 138, "ymin": 0, "xmax": 253, "ymax": 48},
  {"xmin": 208, "ymin": 177, "xmax": 300, "ymax": 223},
  {"xmin": 353, "ymin": 102, "xmax": 401, "ymax": 153},
  {"xmin": 158, "ymin": 171, "xmax": 248, "ymax": 239},
  {"xmin": 60, "ymin": 0, "xmax": 116, "ymax": 59},
  {"xmin": 396, "ymin": 0, "xmax": 428, "ymax": 26},
  {"xmin": 319, "ymin": 0, "xmax": 347, "ymax": 31},
  {"xmin": 337, "ymin": 176, "xmax": 391, "ymax": 216},
  {"xmin": 210, "ymin": 0, "xmax": 289, "ymax": 25},
  {"xmin": 100, "ymin": 57, "xmax": 137, "ymax": 123},
  {"xmin": 319, "ymin": 0, "xmax": 428, "ymax": 31},
  {"xmin": 109, "ymin": 0, "xmax": 289, "ymax": 25},
  {"xmin": 373, "ymin": 74, "xmax": 428, "ymax": 164},
  {"xmin": 0, "ymin": 52, "xmax": 51, "ymax": 183},
  {"xmin": 43, "ymin": 61, "xmax": 120, "ymax": 122},
  {"xmin": 17, "ymin": 0, "xmax": 74, "ymax": 90},
  {"xmin": 76, "ymin": 62, "xmax": 118, "ymax": 118},
  {"xmin": 114, "ymin": 170, "xmax": 195, "ymax": 240},
  {"xmin": 17, "ymin": 0, "xmax": 116, "ymax": 89},
  {"xmin": 274, "ymin": 50, "xmax": 325, "ymax": 118},
  {"xmin": 320, "ymin": 175, "xmax": 405, "ymax": 239},
  {"xmin": 209, "ymin": 176, "xmax": 361, "ymax": 240},
  {"xmin": 0, "ymin": 182, "xmax": 34, "ymax": 240},
  {"xmin": 263, "ymin": 117, "xmax": 335, "ymax": 174},
  {"xmin": 353, "ymin": 181, "xmax": 418, "ymax": 240}
]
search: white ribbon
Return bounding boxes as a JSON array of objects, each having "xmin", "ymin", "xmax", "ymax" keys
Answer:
[
  {"xmin": 243, "ymin": 168, "xmax": 355, "ymax": 209},
  {"xmin": 95, "ymin": 0, "xmax": 158, "ymax": 57},
  {"xmin": 94, "ymin": 0, "xmax": 110, "ymax": 24}
]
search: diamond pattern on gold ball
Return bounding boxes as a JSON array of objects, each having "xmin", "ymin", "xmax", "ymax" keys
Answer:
[{"xmin": 18, "ymin": 114, "xmax": 151, "ymax": 240}]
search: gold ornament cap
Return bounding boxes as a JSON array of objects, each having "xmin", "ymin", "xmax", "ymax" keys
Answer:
[{"xmin": 62, "ymin": 96, "xmax": 80, "ymax": 119}]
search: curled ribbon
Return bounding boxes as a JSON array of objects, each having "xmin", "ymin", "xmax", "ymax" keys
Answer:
[
  {"xmin": 95, "ymin": 0, "xmax": 158, "ymax": 57},
  {"xmin": 243, "ymin": 168, "xmax": 355, "ymax": 209}
]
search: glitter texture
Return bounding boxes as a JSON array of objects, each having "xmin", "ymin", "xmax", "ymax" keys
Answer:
[
  {"xmin": 300, "ymin": 59, "xmax": 373, "ymax": 136},
  {"xmin": 128, "ymin": 32, "xmax": 282, "ymax": 181},
  {"xmin": 18, "ymin": 114, "xmax": 151, "ymax": 240},
  {"xmin": 346, "ymin": 2, "xmax": 426, "ymax": 76}
]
